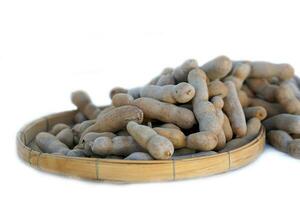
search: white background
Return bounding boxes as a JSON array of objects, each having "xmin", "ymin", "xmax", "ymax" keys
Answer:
[{"xmin": 1, "ymin": 0, "xmax": 300, "ymax": 200}]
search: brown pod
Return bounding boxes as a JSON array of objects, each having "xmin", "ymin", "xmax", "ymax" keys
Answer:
[
  {"xmin": 224, "ymin": 62, "xmax": 251, "ymax": 90},
  {"xmin": 71, "ymin": 90, "xmax": 101, "ymax": 119},
  {"xmin": 223, "ymin": 113, "xmax": 233, "ymax": 142},
  {"xmin": 67, "ymin": 149, "xmax": 89, "ymax": 157},
  {"xmin": 160, "ymin": 123, "xmax": 181, "ymax": 130},
  {"xmin": 241, "ymin": 85, "xmax": 255, "ymax": 98},
  {"xmin": 243, "ymin": 106, "xmax": 267, "ymax": 120},
  {"xmin": 208, "ymin": 80, "xmax": 228, "ymax": 98},
  {"xmin": 112, "ymin": 93, "xmax": 134, "ymax": 107},
  {"xmin": 133, "ymin": 97, "xmax": 196, "ymax": 129},
  {"xmin": 238, "ymin": 90, "xmax": 250, "ymax": 108},
  {"xmin": 35, "ymin": 132, "xmax": 70, "ymax": 155},
  {"xmin": 288, "ymin": 139, "xmax": 300, "ymax": 159},
  {"xmin": 148, "ymin": 67, "xmax": 174, "ymax": 85},
  {"xmin": 249, "ymin": 61, "xmax": 294, "ymax": 80},
  {"xmin": 109, "ymin": 87, "xmax": 141, "ymax": 99},
  {"xmin": 156, "ymin": 68, "xmax": 175, "ymax": 86},
  {"xmin": 276, "ymin": 81, "xmax": 300, "ymax": 114},
  {"xmin": 111, "ymin": 136, "xmax": 145, "ymax": 156},
  {"xmin": 83, "ymin": 105, "xmax": 144, "ymax": 134},
  {"xmin": 246, "ymin": 117, "xmax": 261, "ymax": 137},
  {"xmin": 263, "ymin": 114, "xmax": 300, "ymax": 134},
  {"xmin": 211, "ymin": 96, "xmax": 226, "ymax": 150},
  {"xmin": 127, "ymin": 121, "xmax": 174, "ymax": 160},
  {"xmin": 80, "ymin": 132, "xmax": 116, "ymax": 144},
  {"xmin": 49, "ymin": 123, "xmax": 70, "ymax": 135},
  {"xmin": 74, "ymin": 112, "xmax": 87, "ymax": 123},
  {"xmin": 173, "ymin": 148, "xmax": 196, "ymax": 156},
  {"xmin": 187, "ymin": 131, "xmax": 218, "ymax": 151},
  {"xmin": 201, "ymin": 55, "xmax": 233, "ymax": 81},
  {"xmin": 173, "ymin": 59, "xmax": 198, "ymax": 82},
  {"xmin": 153, "ymin": 127, "xmax": 186, "ymax": 149},
  {"xmin": 125, "ymin": 152, "xmax": 154, "ymax": 160},
  {"xmin": 56, "ymin": 128, "xmax": 74, "ymax": 148},
  {"xmin": 267, "ymin": 130, "xmax": 293, "ymax": 153},
  {"xmin": 223, "ymin": 81, "xmax": 247, "ymax": 137},
  {"xmin": 249, "ymin": 98, "xmax": 285, "ymax": 117},
  {"xmin": 140, "ymin": 82, "xmax": 195, "ymax": 104},
  {"xmin": 246, "ymin": 78, "xmax": 278, "ymax": 102}
]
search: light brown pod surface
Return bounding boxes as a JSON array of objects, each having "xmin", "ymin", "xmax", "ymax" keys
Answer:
[
  {"xmin": 133, "ymin": 97, "xmax": 196, "ymax": 129},
  {"xmin": 36, "ymin": 132, "xmax": 70, "ymax": 155},
  {"xmin": 71, "ymin": 90, "xmax": 101, "ymax": 119},
  {"xmin": 241, "ymin": 85, "xmax": 255, "ymax": 98},
  {"xmin": 238, "ymin": 90, "xmax": 250, "ymax": 108},
  {"xmin": 201, "ymin": 55, "xmax": 232, "ymax": 81},
  {"xmin": 173, "ymin": 59, "xmax": 198, "ymax": 82},
  {"xmin": 208, "ymin": 80, "xmax": 228, "ymax": 98},
  {"xmin": 243, "ymin": 106, "xmax": 267, "ymax": 120},
  {"xmin": 267, "ymin": 130, "xmax": 293, "ymax": 153},
  {"xmin": 188, "ymin": 68, "xmax": 209, "ymax": 101},
  {"xmin": 156, "ymin": 68, "xmax": 176, "ymax": 86},
  {"xmin": 56, "ymin": 128, "xmax": 74, "ymax": 148},
  {"xmin": 111, "ymin": 136, "xmax": 144, "ymax": 156},
  {"xmin": 246, "ymin": 117, "xmax": 261, "ymax": 137},
  {"xmin": 224, "ymin": 62, "xmax": 251, "ymax": 89},
  {"xmin": 110, "ymin": 87, "xmax": 141, "ymax": 99},
  {"xmin": 83, "ymin": 105, "xmax": 144, "ymax": 134},
  {"xmin": 288, "ymin": 139, "xmax": 300, "ymax": 159},
  {"xmin": 249, "ymin": 61, "xmax": 294, "ymax": 80},
  {"xmin": 276, "ymin": 81, "xmax": 300, "ymax": 114},
  {"xmin": 172, "ymin": 148, "xmax": 196, "ymax": 156},
  {"xmin": 153, "ymin": 127, "xmax": 186, "ymax": 149},
  {"xmin": 112, "ymin": 93, "xmax": 134, "ymax": 107},
  {"xmin": 80, "ymin": 132, "xmax": 116, "ymax": 144},
  {"xmin": 91, "ymin": 137, "xmax": 113, "ymax": 156},
  {"xmin": 66, "ymin": 149, "xmax": 89, "ymax": 157},
  {"xmin": 124, "ymin": 152, "xmax": 153, "ymax": 160},
  {"xmin": 263, "ymin": 114, "xmax": 300, "ymax": 133},
  {"xmin": 187, "ymin": 131, "xmax": 218, "ymax": 151},
  {"xmin": 246, "ymin": 78, "xmax": 278, "ymax": 102},
  {"xmin": 140, "ymin": 83, "xmax": 195, "ymax": 104},
  {"xmin": 223, "ymin": 81, "xmax": 247, "ymax": 137},
  {"xmin": 127, "ymin": 121, "xmax": 174, "ymax": 159},
  {"xmin": 50, "ymin": 123, "xmax": 70, "ymax": 135},
  {"xmin": 223, "ymin": 113, "xmax": 233, "ymax": 142},
  {"xmin": 160, "ymin": 123, "xmax": 181, "ymax": 130},
  {"xmin": 249, "ymin": 98, "xmax": 284, "ymax": 117}
]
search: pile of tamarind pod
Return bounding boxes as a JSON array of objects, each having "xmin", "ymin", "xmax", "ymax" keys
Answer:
[{"xmin": 32, "ymin": 55, "xmax": 300, "ymax": 160}]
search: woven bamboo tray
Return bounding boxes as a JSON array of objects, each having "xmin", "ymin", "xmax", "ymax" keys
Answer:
[{"xmin": 17, "ymin": 109, "xmax": 265, "ymax": 182}]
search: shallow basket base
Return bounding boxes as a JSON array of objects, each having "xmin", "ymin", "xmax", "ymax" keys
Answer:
[{"xmin": 17, "ymin": 110, "xmax": 265, "ymax": 182}]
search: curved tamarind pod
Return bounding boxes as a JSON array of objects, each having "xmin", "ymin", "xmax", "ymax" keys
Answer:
[
  {"xmin": 224, "ymin": 62, "xmax": 251, "ymax": 90},
  {"xmin": 173, "ymin": 59, "xmax": 198, "ymax": 82},
  {"xmin": 140, "ymin": 82, "xmax": 195, "ymax": 104},
  {"xmin": 153, "ymin": 127, "xmax": 186, "ymax": 149},
  {"xmin": 263, "ymin": 114, "xmax": 300, "ymax": 133},
  {"xmin": 125, "ymin": 152, "xmax": 154, "ymax": 160},
  {"xmin": 36, "ymin": 132, "xmax": 70, "ymax": 155},
  {"xmin": 243, "ymin": 106, "xmax": 267, "ymax": 120},
  {"xmin": 201, "ymin": 55, "xmax": 233, "ymax": 81},
  {"xmin": 110, "ymin": 87, "xmax": 141, "ymax": 99},
  {"xmin": 246, "ymin": 78, "xmax": 278, "ymax": 102},
  {"xmin": 267, "ymin": 130, "xmax": 293, "ymax": 153},
  {"xmin": 127, "ymin": 121, "xmax": 174, "ymax": 160},
  {"xmin": 71, "ymin": 90, "xmax": 101, "ymax": 119},
  {"xmin": 208, "ymin": 80, "xmax": 228, "ymax": 98},
  {"xmin": 223, "ymin": 81, "xmax": 247, "ymax": 137},
  {"xmin": 249, "ymin": 61, "xmax": 294, "ymax": 80},
  {"xmin": 83, "ymin": 105, "xmax": 144, "ymax": 135},
  {"xmin": 276, "ymin": 81, "xmax": 300, "ymax": 114},
  {"xmin": 249, "ymin": 98, "xmax": 284, "ymax": 117}
]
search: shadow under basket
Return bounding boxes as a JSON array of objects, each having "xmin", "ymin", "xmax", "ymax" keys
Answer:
[{"xmin": 17, "ymin": 109, "xmax": 265, "ymax": 182}]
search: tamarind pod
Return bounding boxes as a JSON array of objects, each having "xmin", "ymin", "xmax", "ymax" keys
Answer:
[
  {"xmin": 74, "ymin": 112, "xmax": 87, "ymax": 124},
  {"xmin": 201, "ymin": 55, "xmax": 233, "ymax": 81},
  {"xmin": 223, "ymin": 113, "xmax": 233, "ymax": 142},
  {"xmin": 83, "ymin": 105, "xmax": 144, "ymax": 134},
  {"xmin": 125, "ymin": 152, "xmax": 154, "ymax": 160},
  {"xmin": 56, "ymin": 128, "xmax": 74, "ymax": 148},
  {"xmin": 208, "ymin": 80, "xmax": 228, "ymax": 98},
  {"xmin": 36, "ymin": 132, "xmax": 70, "ymax": 155},
  {"xmin": 223, "ymin": 81, "xmax": 247, "ymax": 137},
  {"xmin": 173, "ymin": 59, "xmax": 198, "ymax": 82},
  {"xmin": 288, "ymin": 139, "xmax": 300, "ymax": 159},
  {"xmin": 127, "ymin": 121, "xmax": 174, "ymax": 159},
  {"xmin": 111, "ymin": 136, "xmax": 145, "ymax": 156},
  {"xmin": 249, "ymin": 61, "xmax": 294, "ymax": 80},
  {"xmin": 241, "ymin": 85, "xmax": 255, "ymax": 98},
  {"xmin": 249, "ymin": 98, "xmax": 284, "ymax": 117},
  {"xmin": 49, "ymin": 123, "xmax": 70, "ymax": 135},
  {"xmin": 67, "ymin": 149, "xmax": 89, "ymax": 157},
  {"xmin": 246, "ymin": 78, "xmax": 278, "ymax": 102},
  {"xmin": 153, "ymin": 127, "xmax": 186, "ymax": 149},
  {"xmin": 156, "ymin": 69, "xmax": 176, "ymax": 86},
  {"xmin": 140, "ymin": 82, "xmax": 195, "ymax": 104},
  {"xmin": 160, "ymin": 123, "xmax": 181, "ymax": 130},
  {"xmin": 224, "ymin": 62, "xmax": 251, "ymax": 90},
  {"xmin": 187, "ymin": 131, "xmax": 218, "ymax": 151},
  {"xmin": 110, "ymin": 87, "xmax": 141, "ymax": 99},
  {"xmin": 267, "ymin": 130, "xmax": 293, "ymax": 153},
  {"xmin": 263, "ymin": 114, "xmax": 300, "ymax": 133},
  {"xmin": 173, "ymin": 148, "xmax": 196, "ymax": 156},
  {"xmin": 243, "ymin": 106, "xmax": 267, "ymax": 120},
  {"xmin": 276, "ymin": 81, "xmax": 300, "ymax": 114},
  {"xmin": 238, "ymin": 90, "xmax": 250, "ymax": 108}
]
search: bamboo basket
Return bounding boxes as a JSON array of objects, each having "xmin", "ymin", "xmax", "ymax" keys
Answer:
[{"xmin": 17, "ymin": 109, "xmax": 265, "ymax": 182}]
